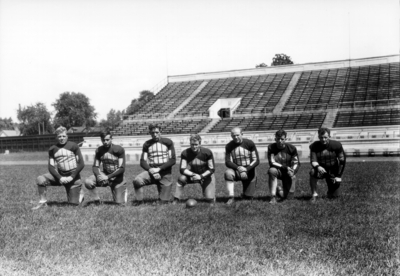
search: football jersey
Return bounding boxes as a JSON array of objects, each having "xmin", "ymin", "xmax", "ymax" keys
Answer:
[
  {"xmin": 309, "ymin": 140, "xmax": 346, "ymax": 169},
  {"xmin": 180, "ymin": 147, "xmax": 215, "ymax": 175},
  {"xmin": 268, "ymin": 143, "xmax": 300, "ymax": 172},
  {"xmin": 48, "ymin": 141, "xmax": 84, "ymax": 178},
  {"xmin": 95, "ymin": 144, "xmax": 125, "ymax": 177},
  {"xmin": 225, "ymin": 138, "xmax": 259, "ymax": 171},
  {"xmin": 141, "ymin": 137, "xmax": 176, "ymax": 173}
]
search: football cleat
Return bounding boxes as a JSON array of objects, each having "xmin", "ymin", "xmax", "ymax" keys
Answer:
[
  {"xmin": 172, "ymin": 198, "xmax": 181, "ymax": 205},
  {"xmin": 310, "ymin": 195, "xmax": 318, "ymax": 203},
  {"xmin": 226, "ymin": 197, "xmax": 235, "ymax": 205},
  {"xmin": 32, "ymin": 202, "xmax": 48, "ymax": 210},
  {"xmin": 269, "ymin": 196, "xmax": 277, "ymax": 205}
]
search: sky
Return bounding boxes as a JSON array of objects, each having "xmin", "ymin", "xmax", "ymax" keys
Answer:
[{"xmin": 0, "ymin": 0, "xmax": 398, "ymax": 123}]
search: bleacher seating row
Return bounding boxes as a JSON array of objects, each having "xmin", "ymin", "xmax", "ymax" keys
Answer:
[
  {"xmin": 209, "ymin": 113, "xmax": 326, "ymax": 133},
  {"xmin": 283, "ymin": 62, "xmax": 399, "ymax": 111},
  {"xmin": 334, "ymin": 109, "xmax": 400, "ymax": 128},
  {"xmin": 113, "ymin": 118, "xmax": 212, "ymax": 136}
]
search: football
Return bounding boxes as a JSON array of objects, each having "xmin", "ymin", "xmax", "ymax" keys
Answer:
[{"xmin": 186, "ymin": 198, "xmax": 197, "ymax": 208}]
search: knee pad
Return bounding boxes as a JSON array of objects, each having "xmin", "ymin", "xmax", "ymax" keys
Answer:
[
  {"xmin": 178, "ymin": 175, "xmax": 188, "ymax": 185},
  {"xmin": 84, "ymin": 180, "xmax": 95, "ymax": 190},
  {"xmin": 36, "ymin": 175, "xmax": 48, "ymax": 186},
  {"xmin": 224, "ymin": 170, "xmax": 235, "ymax": 181},
  {"xmin": 268, "ymin": 168, "xmax": 278, "ymax": 177},
  {"xmin": 133, "ymin": 178, "xmax": 144, "ymax": 189}
]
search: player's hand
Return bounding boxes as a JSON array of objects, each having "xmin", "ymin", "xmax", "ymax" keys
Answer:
[
  {"xmin": 237, "ymin": 166, "xmax": 247, "ymax": 173},
  {"xmin": 334, "ymin": 177, "xmax": 342, "ymax": 183},
  {"xmin": 98, "ymin": 174, "xmax": 108, "ymax": 182},
  {"xmin": 240, "ymin": 172, "xmax": 248, "ymax": 180},
  {"xmin": 65, "ymin": 176, "xmax": 73, "ymax": 183},
  {"xmin": 190, "ymin": 174, "xmax": 202, "ymax": 181},
  {"xmin": 317, "ymin": 166, "xmax": 326, "ymax": 174},
  {"xmin": 153, "ymin": 173, "xmax": 161, "ymax": 180},
  {"xmin": 59, "ymin": 177, "xmax": 68, "ymax": 185},
  {"xmin": 149, "ymin": 168, "xmax": 160, "ymax": 174},
  {"xmin": 287, "ymin": 168, "xmax": 295, "ymax": 178}
]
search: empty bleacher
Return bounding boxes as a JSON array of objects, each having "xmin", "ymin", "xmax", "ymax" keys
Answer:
[
  {"xmin": 112, "ymin": 118, "xmax": 212, "ymax": 136},
  {"xmin": 333, "ymin": 109, "xmax": 400, "ymax": 127},
  {"xmin": 174, "ymin": 73, "xmax": 294, "ymax": 117},
  {"xmin": 133, "ymin": 81, "xmax": 204, "ymax": 116},
  {"xmin": 283, "ymin": 62, "xmax": 400, "ymax": 111},
  {"xmin": 209, "ymin": 113, "xmax": 327, "ymax": 133}
]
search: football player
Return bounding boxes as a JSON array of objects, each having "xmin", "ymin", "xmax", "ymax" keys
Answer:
[
  {"xmin": 309, "ymin": 127, "xmax": 346, "ymax": 202},
  {"xmin": 267, "ymin": 129, "xmax": 300, "ymax": 204},
  {"xmin": 32, "ymin": 126, "xmax": 85, "ymax": 210},
  {"xmin": 225, "ymin": 127, "xmax": 260, "ymax": 204},
  {"xmin": 84, "ymin": 131, "xmax": 127, "ymax": 206},
  {"xmin": 132, "ymin": 124, "xmax": 176, "ymax": 205},
  {"xmin": 173, "ymin": 134, "xmax": 216, "ymax": 205}
]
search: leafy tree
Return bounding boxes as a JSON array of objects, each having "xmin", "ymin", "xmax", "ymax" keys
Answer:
[
  {"xmin": 17, "ymin": 103, "xmax": 53, "ymax": 135},
  {"xmin": 52, "ymin": 92, "xmax": 97, "ymax": 129},
  {"xmin": 255, "ymin": 63, "xmax": 268, "ymax": 68},
  {"xmin": 0, "ymin": 117, "xmax": 15, "ymax": 131},
  {"xmin": 99, "ymin": 109, "xmax": 124, "ymax": 130},
  {"xmin": 125, "ymin": 90, "xmax": 155, "ymax": 115},
  {"xmin": 271, "ymin": 53, "xmax": 294, "ymax": 66}
]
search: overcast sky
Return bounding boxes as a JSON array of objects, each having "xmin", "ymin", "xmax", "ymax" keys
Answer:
[{"xmin": 0, "ymin": 0, "xmax": 398, "ymax": 122}]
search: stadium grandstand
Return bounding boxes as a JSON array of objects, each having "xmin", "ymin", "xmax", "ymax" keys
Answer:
[{"xmin": 81, "ymin": 55, "xmax": 399, "ymax": 161}]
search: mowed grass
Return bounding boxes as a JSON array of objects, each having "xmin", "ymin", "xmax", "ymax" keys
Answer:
[{"xmin": 0, "ymin": 162, "xmax": 399, "ymax": 275}]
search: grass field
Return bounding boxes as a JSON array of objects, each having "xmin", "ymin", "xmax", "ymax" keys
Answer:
[{"xmin": 0, "ymin": 160, "xmax": 399, "ymax": 275}]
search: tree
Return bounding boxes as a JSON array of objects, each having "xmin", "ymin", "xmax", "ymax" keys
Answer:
[
  {"xmin": 99, "ymin": 109, "xmax": 124, "ymax": 130},
  {"xmin": 0, "ymin": 117, "xmax": 15, "ymax": 131},
  {"xmin": 125, "ymin": 90, "xmax": 155, "ymax": 115},
  {"xmin": 52, "ymin": 92, "xmax": 97, "ymax": 129},
  {"xmin": 271, "ymin": 53, "xmax": 294, "ymax": 66},
  {"xmin": 255, "ymin": 63, "xmax": 268, "ymax": 68},
  {"xmin": 17, "ymin": 103, "xmax": 53, "ymax": 135}
]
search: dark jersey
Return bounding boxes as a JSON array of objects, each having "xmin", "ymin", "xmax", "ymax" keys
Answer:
[
  {"xmin": 140, "ymin": 137, "xmax": 176, "ymax": 173},
  {"xmin": 48, "ymin": 141, "xmax": 84, "ymax": 179},
  {"xmin": 225, "ymin": 138, "xmax": 259, "ymax": 171},
  {"xmin": 268, "ymin": 143, "xmax": 300, "ymax": 173},
  {"xmin": 180, "ymin": 147, "xmax": 215, "ymax": 175},
  {"xmin": 310, "ymin": 140, "xmax": 346, "ymax": 175},
  {"xmin": 94, "ymin": 144, "xmax": 125, "ymax": 179}
]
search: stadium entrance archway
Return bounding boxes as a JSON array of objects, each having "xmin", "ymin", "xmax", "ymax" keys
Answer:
[
  {"xmin": 209, "ymin": 98, "xmax": 241, "ymax": 118},
  {"xmin": 218, "ymin": 108, "xmax": 230, "ymax": 118}
]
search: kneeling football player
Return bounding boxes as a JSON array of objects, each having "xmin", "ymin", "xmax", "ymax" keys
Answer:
[
  {"xmin": 132, "ymin": 124, "xmax": 176, "ymax": 205},
  {"xmin": 32, "ymin": 126, "xmax": 85, "ymax": 210},
  {"xmin": 173, "ymin": 134, "xmax": 216, "ymax": 205},
  {"xmin": 267, "ymin": 129, "xmax": 300, "ymax": 204},
  {"xmin": 225, "ymin": 127, "xmax": 260, "ymax": 205},
  {"xmin": 309, "ymin": 127, "xmax": 346, "ymax": 202},
  {"xmin": 85, "ymin": 131, "xmax": 127, "ymax": 206}
]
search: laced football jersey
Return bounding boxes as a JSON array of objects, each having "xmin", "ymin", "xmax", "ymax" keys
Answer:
[
  {"xmin": 142, "ymin": 137, "xmax": 176, "ymax": 173},
  {"xmin": 310, "ymin": 140, "xmax": 346, "ymax": 171},
  {"xmin": 95, "ymin": 144, "xmax": 125, "ymax": 178},
  {"xmin": 48, "ymin": 141, "xmax": 83, "ymax": 178},
  {"xmin": 225, "ymin": 138, "xmax": 259, "ymax": 171},
  {"xmin": 268, "ymin": 143, "xmax": 300, "ymax": 173},
  {"xmin": 180, "ymin": 147, "xmax": 215, "ymax": 175}
]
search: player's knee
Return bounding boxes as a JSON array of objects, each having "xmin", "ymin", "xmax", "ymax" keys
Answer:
[
  {"xmin": 224, "ymin": 170, "xmax": 235, "ymax": 181},
  {"xmin": 133, "ymin": 177, "xmax": 145, "ymax": 189},
  {"xmin": 36, "ymin": 175, "xmax": 48, "ymax": 186},
  {"xmin": 268, "ymin": 167, "xmax": 278, "ymax": 178},
  {"xmin": 84, "ymin": 178, "xmax": 95, "ymax": 190},
  {"xmin": 178, "ymin": 175, "xmax": 188, "ymax": 185},
  {"xmin": 309, "ymin": 168, "xmax": 317, "ymax": 177}
]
